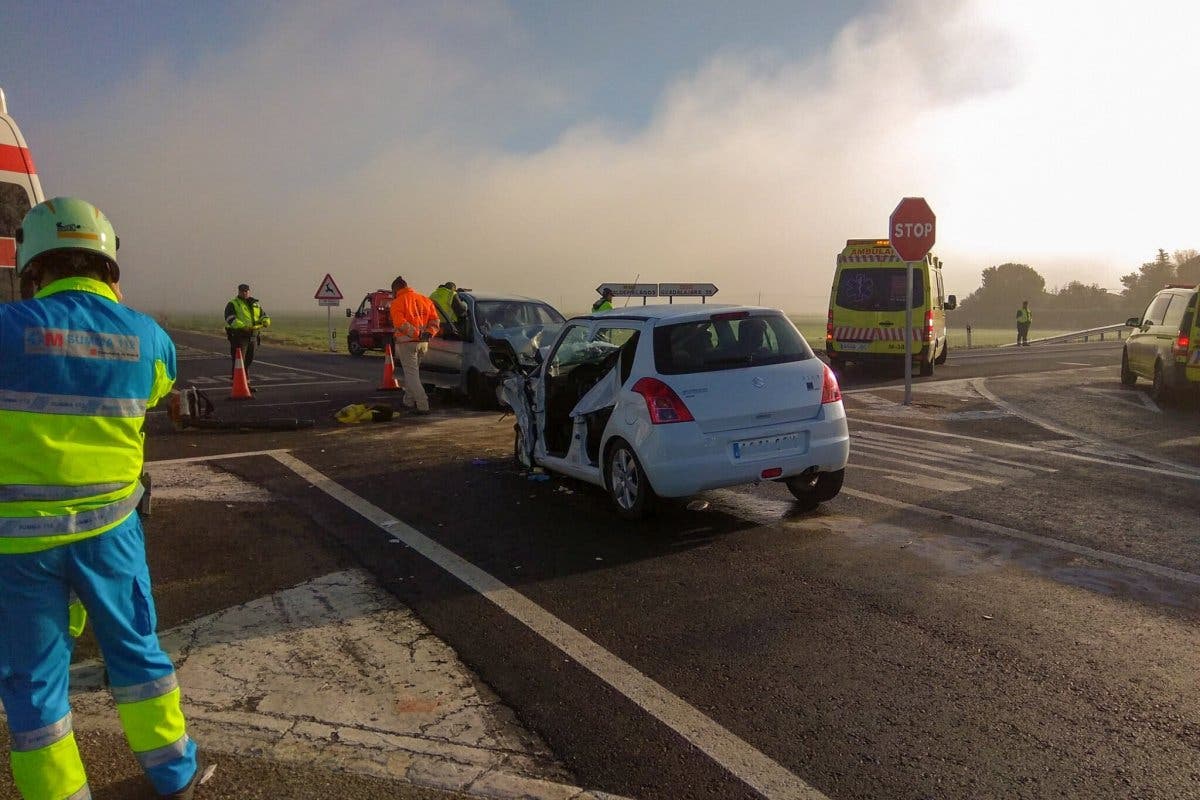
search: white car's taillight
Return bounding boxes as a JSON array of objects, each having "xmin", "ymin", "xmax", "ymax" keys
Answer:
[
  {"xmin": 632, "ymin": 377, "xmax": 695, "ymax": 424},
  {"xmin": 821, "ymin": 364, "xmax": 842, "ymax": 404}
]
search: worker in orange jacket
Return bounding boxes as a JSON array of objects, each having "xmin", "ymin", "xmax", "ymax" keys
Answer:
[{"xmin": 388, "ymin": 276, "xmax": 442, "ymax": 414}]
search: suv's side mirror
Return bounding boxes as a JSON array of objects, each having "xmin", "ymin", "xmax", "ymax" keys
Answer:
[
  {"xmin": 345, "ymin": 308, "xmax": 353, "ymax": 318},
  {"xmin": 1125, "ymin": 317, "xmax": 1140, "ymax": 327},
  {"xmin": 945, "ymin": 294, "xmax": 957, "ymax": 311}
]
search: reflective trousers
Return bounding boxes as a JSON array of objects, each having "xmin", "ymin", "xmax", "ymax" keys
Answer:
[{"xmin": 0, "ymin": 514, "xmax": 196, "ymax": 798}]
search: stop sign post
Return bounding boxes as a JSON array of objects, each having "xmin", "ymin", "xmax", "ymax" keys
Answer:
[{"xmin": 889, "ymin": 197, "xmax": 936, "ymax": 405}]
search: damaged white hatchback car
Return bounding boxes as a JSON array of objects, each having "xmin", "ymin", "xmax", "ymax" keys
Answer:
[{"xmin": 497, "ymin": 305, "xmax": 850, "ymax": 518}]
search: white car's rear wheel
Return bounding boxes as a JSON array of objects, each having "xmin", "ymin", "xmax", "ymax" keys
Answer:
[
  {"xmin": 607, "ymin": 440, "xmax": 656, "ymax": 519},
  {"xmin": 785, "ymin": 469, "xmax": 844, "ymax": 511}
]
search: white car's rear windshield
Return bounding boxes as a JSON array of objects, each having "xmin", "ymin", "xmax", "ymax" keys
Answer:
[{"xmin": 653, "ymin": 312, "xmax": 815, "ymax": 375}]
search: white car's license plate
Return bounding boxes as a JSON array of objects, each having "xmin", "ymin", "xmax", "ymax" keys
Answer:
[
  {"xmin": 838, "ymin": 342, "xmax": 869, "ymax": 352},
  {"xmin": 732, "ymin": 431, "xmax": 809, "ymax": 460}
]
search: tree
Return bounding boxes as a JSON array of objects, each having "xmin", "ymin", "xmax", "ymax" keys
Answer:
[
  {"xmin": 1174, "ymin": 249, "xmax": 1200, "ymax": 285},
  {"xmin": 956, "ymin": 263, "xmax": 1047, "ymax": 326},
  {"xmin": 1120, "ymin": 249, "xmax": 1175, "ymax": 310}
]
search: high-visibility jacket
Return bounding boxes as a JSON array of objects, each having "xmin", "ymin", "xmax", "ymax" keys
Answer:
[
  {"xmin": 0, "ymin": 277, "xmax": 176, "ymax": 554},
  {"xmin": 592, "ymin": 297, "xmax": 613, "ymax": 312},
  {"xmin": 1016, "ymin": 307, "xmax": 1032, "ymax": 324},
  {"xmin": 224, "ymin": 295, "xmax": 271, "ymax": 333},
  {"xmin": 430, "ymin": 286, "xmax": 465, "ymax": 323},
  {"xmin": 389, "ymin": 287, "xmax": 441, "ymax": 343}
]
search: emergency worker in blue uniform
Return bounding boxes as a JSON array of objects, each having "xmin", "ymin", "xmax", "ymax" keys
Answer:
[{"xmin": 0, "ymin": 198, "xmax": 208, "ymax": 799}]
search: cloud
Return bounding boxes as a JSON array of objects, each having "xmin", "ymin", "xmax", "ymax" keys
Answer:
[{"xmin": 36, "ymin": 0, "xmax": 1200, "ymax": 316}]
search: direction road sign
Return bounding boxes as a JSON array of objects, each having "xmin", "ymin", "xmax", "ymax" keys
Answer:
[
  {"xmin": 314, "ymin": 273, "xmax": 343, "ymax": 300},
  {"xmin": 597, "ymin": 283, "xmax": 659, "ymax": 297},
  {"xmin": 888, "ymin": 197, "xmax": 936, "ymax": 262},
  {"xmin": 658, "ymin": 283, "xmax": 718, "ymax": 297}
]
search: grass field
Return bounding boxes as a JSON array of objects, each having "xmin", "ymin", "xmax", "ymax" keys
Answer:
[{"xmin": 164, "ymin": 311, "xmax": 1098, "ymax": 354}]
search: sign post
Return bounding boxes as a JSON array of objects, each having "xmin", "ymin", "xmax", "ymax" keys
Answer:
[
  {"xmin": 888, "ymin": 198, "xmax": 936, "ymax": 405},
  {"xmin": 313, "ymin": 273, "xmax": 344, "ymax": 352}
]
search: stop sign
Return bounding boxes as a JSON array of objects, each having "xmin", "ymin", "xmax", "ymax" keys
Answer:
[{"xmin": 889, "ymin": 197, "xmax": 936, "ymax": 262}]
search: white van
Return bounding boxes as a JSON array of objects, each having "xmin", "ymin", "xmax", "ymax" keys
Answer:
[{"xmin": 0, "ymin": 88, "xmax": 45, "ymax": 303}]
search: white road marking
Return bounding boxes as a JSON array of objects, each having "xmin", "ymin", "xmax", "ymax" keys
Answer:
[
  {"xmin": 1079, "ymin": 387, "xmax": 1162, "ymax": 413},
  {"xmin": 847, "ymin": 463, "xmax": 973, "ymax": 492},
  {"xmin": 971, "ymin": 378, "xmax": 1194, "ymax": 474},
  {"xmin": 853, "ymin": 430, "xmax": 1059, "ymax": 473},
  {"xmin": 1058, "ymin": 362, "xmax": 1092, "ymax": 366},
  {"xmin": 848, "ymin": 444, "xmax": 1005, "ymax": 485},
  {"xmin": 270, "ymin": 451, "xmax": 832, "ymax": 800},
  {"xmin": 853, "ymin": 419, "xmax": 1200, "ymax": 482},
  {"xmin": 840, "ymin": 487, "xmax": 1200, "ymax": 589},
  {"xmin": 146, "ymin": 449, "xmax": 290, "ymax": 467}
]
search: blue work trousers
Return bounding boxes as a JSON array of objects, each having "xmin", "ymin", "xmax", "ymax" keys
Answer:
[{"xmin": 0, "ymin": 514, "xmax": 196, "ymax": 797}]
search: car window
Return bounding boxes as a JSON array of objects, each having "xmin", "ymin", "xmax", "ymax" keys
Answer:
[
  {"xmin": 653, "ymin": 312, "xmax": 814, "ymax": 375},
  {"xmin": 1162, "ymin": 294, "xmax": 1188, "ymax": 329},
  {"xmin": 595, "ymin": 326, "xmax": 641, "ymax": 383},
  {"xmin": 1142, "ymin": 293, "xmax": 1173, "ymax": 325},
  {"xmin": 835, "ymin": 268, "xmax": 924, "ymax": 311},
  {"xmin": 548, "ymin": 324, "xmax": 593, "ymax": 375},
  {"xmin": 476, "ymin": 301, "xmax": 565, "ymax": 333}
]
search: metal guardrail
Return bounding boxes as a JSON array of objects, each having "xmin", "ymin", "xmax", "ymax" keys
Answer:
[{"xmin": 993, "ymin": 322, "xmax": 1127, "ymax": 348}]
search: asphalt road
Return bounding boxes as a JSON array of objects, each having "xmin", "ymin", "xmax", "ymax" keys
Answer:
[{"xmin": 135, "ymin": 332, "xmax": 1200, "ymax": 799}]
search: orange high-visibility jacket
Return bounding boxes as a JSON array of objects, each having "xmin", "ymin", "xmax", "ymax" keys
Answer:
[{"xmin": 389, "ymin": 287, "xmax": 441, "ymax": 343}]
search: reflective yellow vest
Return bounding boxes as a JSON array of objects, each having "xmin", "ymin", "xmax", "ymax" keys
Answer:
[
  {"xmin": 0, "ymin": 277, "xmax": 176, "ymax": 554},
  {"xmin": 430, "ymin": 286, "xmax": 460, "ymax": 323}
]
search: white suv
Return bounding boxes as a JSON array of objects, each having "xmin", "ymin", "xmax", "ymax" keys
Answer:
[{"xmin": 501, "ymin": 305, "xmax": 850, "ymax": 518}]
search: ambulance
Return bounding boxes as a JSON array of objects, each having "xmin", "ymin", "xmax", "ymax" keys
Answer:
[
  {"xmin": 0, "ymin": 87, "xmax": 45, "ymax": 303},
  {"xmin": 826, "ymin": 239, "xmax": 955, "ymax": 376}
]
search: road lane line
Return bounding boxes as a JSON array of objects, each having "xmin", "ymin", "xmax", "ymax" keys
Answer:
[
  {"xmin": 271, "ymin": 451, "xmax": 832, "ymax": 800},
  {"xmin": 840, "ymin": 487, "xmax": 1200, "ymax": 589}
]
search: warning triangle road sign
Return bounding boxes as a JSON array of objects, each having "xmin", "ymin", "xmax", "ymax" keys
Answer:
[{"xmin": 313, "ymin": 273, "xmax": 343, "ymax": 300}]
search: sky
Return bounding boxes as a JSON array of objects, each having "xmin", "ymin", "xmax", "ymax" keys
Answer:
[{"xmin": 3, "ymin": 0, "xmax": 1198, "ymax": 315}]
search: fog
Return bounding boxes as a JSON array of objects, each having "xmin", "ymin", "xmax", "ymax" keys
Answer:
[{"xmin": 29, "ymin": 0, "xmax": 1200, "ymax": 315}]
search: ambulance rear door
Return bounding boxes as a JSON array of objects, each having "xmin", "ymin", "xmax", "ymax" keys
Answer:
[
  {"xmin": 831, "ymin": 241, "xmax": 924, "ymax": 358},
  {"xmin": 0, "ymin": 88, "xmax": 45, "ymax": 302}
]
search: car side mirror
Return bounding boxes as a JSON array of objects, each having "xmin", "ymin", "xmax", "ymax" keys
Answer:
[
  {"xmin": 1125, "ymin": 316, "xmax": 1140, "ymax": 327},
  {"xmin": 945, "ymin": 294, "xmax": 957, "ymax": 311},
  {"xmin": 345, "ymin": 308, "xmax": 353, "ymax": 318}
]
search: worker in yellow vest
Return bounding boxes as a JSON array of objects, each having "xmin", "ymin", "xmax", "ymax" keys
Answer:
[
  {"xmin": 430, "ymin": 281, "xmax": 467, "ymax": 334},
  {"xmin": 1016, "ymin": 300, "xmax": 1032, "ymax": 346},
  {"xmin": 1, "ymin": 198, "xmax": 211, "ymax": 799},
  {"xmin": 592, "ymin": 287, "xmax": 615, "ymax": 313}
]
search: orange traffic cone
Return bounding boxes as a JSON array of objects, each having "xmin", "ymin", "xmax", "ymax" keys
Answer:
[
  {"xmin": 378, "ymin": 343, "xmax": 401, "ymax": 391},
  {"xmin": 230, "ymin": 347, "xmax": 253, "ymax": 400}
]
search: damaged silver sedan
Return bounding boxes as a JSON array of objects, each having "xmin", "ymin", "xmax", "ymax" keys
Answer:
[{"xmin": 497, "ymin": 305, "xmax": 850, "ymax": 519}]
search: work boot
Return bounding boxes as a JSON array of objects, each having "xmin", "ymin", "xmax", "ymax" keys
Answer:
[{"xmin": 164, "ymin": 760, "xmax": 216, "ymax": 799}]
